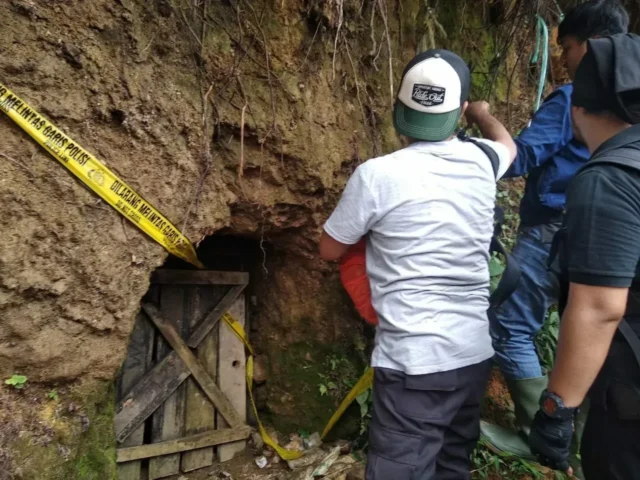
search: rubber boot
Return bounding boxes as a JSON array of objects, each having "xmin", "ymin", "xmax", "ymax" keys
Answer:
[{"xmin": 480, "ymin": 375, "xmax": 548, "ymax": 460}]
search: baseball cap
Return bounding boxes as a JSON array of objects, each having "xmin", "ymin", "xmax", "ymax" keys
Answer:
[{"xmin": 393, "ymin": 49, "xmax": 471, "ymax": 141}]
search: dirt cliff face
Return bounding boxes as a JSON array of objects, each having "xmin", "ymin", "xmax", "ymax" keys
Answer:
[{"xmin": 0, "ymin": 0, "xmax": 540, "ymax": 477}]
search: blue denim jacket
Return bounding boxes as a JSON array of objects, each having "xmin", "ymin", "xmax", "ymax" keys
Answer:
[{"xmin": 504, "ymin": 84, "xmax": 590, "ymax": 226}]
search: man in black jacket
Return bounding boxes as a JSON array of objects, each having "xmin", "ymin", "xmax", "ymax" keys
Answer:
[{"xmin": 528, "ymin": 34, "xmax": 640, "ymax": 479}]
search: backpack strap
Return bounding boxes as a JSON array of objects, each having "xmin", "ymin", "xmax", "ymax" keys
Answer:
[
  {"xmin": 619, "ymin": 319, "xmax": 640, "ymax": 370},
  {"xmin": 580, "ymin": 151, "xmax": 640, "ymax": 173},
  {"xmin": 489, "ymin": 233, "xmax": 521, "ymax": 309},
  {"xmin": 457, "ymin": 130, "xmax": 501, "ymax": 180},
  {"xmin": 456, "ymin": 131, "xmax": 520, "ymax": 307}
]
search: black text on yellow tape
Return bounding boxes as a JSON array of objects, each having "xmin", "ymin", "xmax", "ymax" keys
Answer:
[{"xmin": 0, "ymin": 82, "xmax": 203, "ymax": 268}]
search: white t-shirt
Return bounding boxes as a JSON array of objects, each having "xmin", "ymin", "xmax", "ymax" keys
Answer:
[{"xmin": 324, "ymin": 138, "xmax": 511, "ymax": 375}]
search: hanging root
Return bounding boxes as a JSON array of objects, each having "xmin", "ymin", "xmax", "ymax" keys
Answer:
[
  {"xmin": 376, "ymin": 0, "xmax": 394, "ymax": 106},
  {"xmin": 332, "ymin": 0, "xmax": 345, "ymax": 80}
]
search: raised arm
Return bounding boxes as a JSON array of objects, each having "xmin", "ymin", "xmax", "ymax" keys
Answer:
[
  {"xmin": 465, "ymin": 101, "xmax": 517, "ymax": 163},
  {"xmin": 507, "ymin": 87, "xmax": 575, "ymax": 178}
]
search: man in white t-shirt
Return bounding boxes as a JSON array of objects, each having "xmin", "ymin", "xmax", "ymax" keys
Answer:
[{"xmin": 319, "ymin": 49, "xmax": 516, "ymax": 479}]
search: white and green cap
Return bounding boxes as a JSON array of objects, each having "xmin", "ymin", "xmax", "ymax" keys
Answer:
[{"xmin": 394, "ymin": 49, "xmax": 471, "ymax": 141}]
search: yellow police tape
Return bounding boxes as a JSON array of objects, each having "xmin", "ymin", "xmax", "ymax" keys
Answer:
[
  {"xmin": 0, "ymin": 82, "xmax": 203, "ymax": 268},
  {"xmin": 221, "ymin": 312, "xmax": 374, "ymax": 460}
]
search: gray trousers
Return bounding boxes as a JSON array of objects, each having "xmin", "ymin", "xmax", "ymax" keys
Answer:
[{"xmin": 366, "ymin": 361, "xmax": 491, "ymax": 480}]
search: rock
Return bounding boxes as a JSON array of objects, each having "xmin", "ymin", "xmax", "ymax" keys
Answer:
[
  {"xmin": 346, "ymin": 464, "xmax": 366, "ymax": 480},
  {"xmin": 60, "ymin": 44, "xmax": 83, "ymax": 69},
  {"xmin": 251, "ymin": 431, "xmax": 265, "ymax": 450},
  {"xmin": 255, "ymin": 456, "xmax": 268, "ymax": 469},
  {"xmin": 265, "ymin": 428, "xmax": 279, "ymax": 445},
  {"xmin": 303, "ymin": 431, "xmax": 322, "ymax": 450},
  {"xmin": 272, "ymin": 454, "xmax": 281, "ymax": 464},
  {"xmin": 310, "ymin": 446, "xmax": 341, "ymax": 476},
  {"xmin": 284, "ymin": 433, "xmax": 304, "ymax": 452},
  {"xmin": 263, "ymin": 448, "xmax": 274, "ymax": 458},
  {"xmin": 254, "ymin": 354, "xmax": 268, "ymax": 384},
  {"xmin": 339, "ymin": 442, "xmax": 352, "ymax": 454},
  {"xmin": 286, "ymin": 448, "xmax": 327, "ymax": 470}
]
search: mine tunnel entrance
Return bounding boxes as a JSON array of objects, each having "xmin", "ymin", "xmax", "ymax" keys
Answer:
[{"xmin": 113, "ymin": 234, "xmax": 265, "ymax": 479}]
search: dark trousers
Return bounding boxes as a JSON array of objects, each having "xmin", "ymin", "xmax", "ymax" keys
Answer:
[
  {"xmin": 366, "ymin": 360, "xmax": 491, "ymax": 480},
  {"xmin": 581, "ymin": 331, "xmax": 640, "ymax": 480}
]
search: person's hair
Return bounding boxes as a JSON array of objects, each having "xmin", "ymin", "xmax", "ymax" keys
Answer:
[{"xmin": 558, "ymin": 0, "xmax": 629, "ymax": 42}]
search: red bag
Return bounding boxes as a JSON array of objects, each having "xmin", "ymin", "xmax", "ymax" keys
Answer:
[{"xmin": 339, "ymin": 239, "xmax": 379, "ymax": 326}]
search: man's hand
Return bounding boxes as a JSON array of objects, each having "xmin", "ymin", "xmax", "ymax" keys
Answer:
[
  {"xmin": 529, "ymin": 409, "xmax": 574, "ymax": 474},
  {"xmin": 465, "ymin": 101, "xmax": 491, "ymax": 125},
  {"xmin": 463, "ymin": 101, "xmax": 517, "ymax": 162}
]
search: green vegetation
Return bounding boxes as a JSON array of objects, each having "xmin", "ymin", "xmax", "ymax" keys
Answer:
[
  {"xmin": 535, "ymin": 310, "xmax": 561, "ymax": 374},
  {"xmin": 5, "ymin": 374, "xmax": 27, "ymax": 389}
]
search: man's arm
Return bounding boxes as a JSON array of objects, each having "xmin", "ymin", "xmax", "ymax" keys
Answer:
[
  {"xmin": 548, "ymin": 283, "xmax": 628, "ymax": 407},
  {"xmin": 507, "ymin": 87, "xmax": 575, "ymax": 178},
  {"xmin": 465, "ymin": 101, "xmax": 517, "ymax": 162},
  {"xmin": 319, "ymin": 165, "xmax": 377, "ymax": 261},
  {"xmin": 319, "ymin": 231, "xmax": 351, "ymax": 261},
  {"xmin": 529, "ymin": 168, "xmax": 640, "ymax": 472}
]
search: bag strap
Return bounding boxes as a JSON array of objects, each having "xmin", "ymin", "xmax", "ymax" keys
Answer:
[
  {"xmin": 580, "ymin": 151, "xmax": 640, "ymax": 173},
  {"xmin": 489, "ymin": 236, "xmax": 521, "ymax": 308},
  {"xmin": 618, "ymin": 319, "xmax": 640, "ymax": 369},
  {"xmin": 457, "ymin": 130, "xmax": 501, "ymax": 180}
]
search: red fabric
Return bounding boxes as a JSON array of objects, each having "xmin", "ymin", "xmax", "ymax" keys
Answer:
[{"xmin": 339, "ymin": 239, "xmax": 379, "ymax": 326}]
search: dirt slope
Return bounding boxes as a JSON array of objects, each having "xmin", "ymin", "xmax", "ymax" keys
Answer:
[{"xmin": 0, "ymin": 0, "xmax": 541, "ymax": 477}]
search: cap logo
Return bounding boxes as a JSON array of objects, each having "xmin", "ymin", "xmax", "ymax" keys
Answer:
[{"xmin": 411, "ymin": 84, "xmax": 445, "ymax": 107}]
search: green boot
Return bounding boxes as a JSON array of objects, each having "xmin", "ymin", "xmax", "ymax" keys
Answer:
[{"xmin": 480, "ymin": 375, "xmax": 548, "ymax": 460}]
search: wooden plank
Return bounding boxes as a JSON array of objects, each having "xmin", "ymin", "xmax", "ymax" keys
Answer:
[
  {"xmin": 181, "ymin": 287, "xmax": 218, "ymax": 472},
  {"xmin": 217, "ymin": 296, "xmax": 247, "ymax": 462},
  {"xmin": 114, "ymin": 288, "xmax": 245, "ymax": 442},
  {"xmin": 142, "ymin": 303, "xmax": 243, "ymax": 429},
  {"xmin": 114, "ymin": 351, "xmax": 191, "ymax": 443},
  {"xmin": 151, "ymin": 270, "xmax": 249, "ymax": 286},
  {"xmin": 115, "ymin": 300, "xmax": 155, "ymax": 480},
  {"xmin": 117, "ymin": 426, "xmax": 251, "ymax": 463},
  {"xmin": 187, "ymin": 285, "xmax": 246, "ymax": 348},
  {"xmin": 149, "ymin": 286, "xmax": 187, "ymax": 480}
]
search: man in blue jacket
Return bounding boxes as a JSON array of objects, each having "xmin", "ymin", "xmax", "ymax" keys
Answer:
[{"xmin": 480, "ymin": 0, "xmax": 629, "ymax": 466}]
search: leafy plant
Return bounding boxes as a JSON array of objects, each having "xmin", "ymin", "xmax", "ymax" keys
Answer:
[
  {"xmin": 356, "ymin": 389, "xmax": 372, "ymax": 435},
  {"xmin": 317, "ymin": 354, "xmax": 359, "ymax": 400},
  {"xmin": 535, "ymin": 309, "xmax": 560, "ymax": 373},
  {"xmin": 5, "ymin": 374, "xmax": 27, "ymax": 389},
  {"xmin": 47, "ymin": 389, "xmax": 59, "ymax": 401},
  {"xmin": 489, "ymin": 253, "xmax": 505, "ymax": 292},
  {"xmin": 471, "ymin": 443, "xmax": 547, "ymax": 479}
]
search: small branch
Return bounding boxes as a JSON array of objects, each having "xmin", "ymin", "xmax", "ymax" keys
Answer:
[
  {"xmin": 243, "ymin": 0, "xmax": 278, "ymax": 139},
  {"xmin": 332, "ymin": 0, "xmax": 345, "ymax": 80},
  {"xmin": 295, "ymin": 21, "xmax": 322, "ymax": 74},
  {"xmin": 140, "ymin": 29, "xmax": 159, "ymax": 55},
  {"xmin": 369, "ymin": 1, "xmax": 377, "ymax": 57},
  {"xmin": 237, "ymin": 77, "xmax": 249, "ymax": 179},
  {"xmin": 377, "ymin": 0, "xmax": 394, "ymax": 106},
  {"xmin": 344, "ymin": 40, "xmax": 367, "ymax": 129},
  {"xmin": 121, "ymin": 216, "xmax": 130, "ymax": 243}
]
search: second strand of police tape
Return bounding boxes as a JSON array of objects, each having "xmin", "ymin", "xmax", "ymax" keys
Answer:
[{"xmin": 221, "ymin": 312, "xmax": 374, "ymax": 461}]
